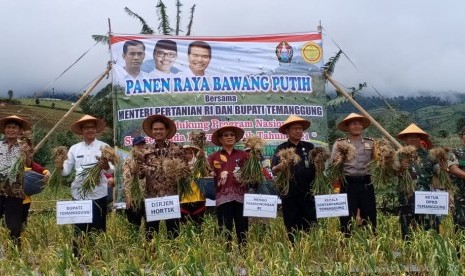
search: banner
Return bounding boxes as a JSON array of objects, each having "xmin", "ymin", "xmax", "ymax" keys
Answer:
[
  {"xmin": 110, "ymin": 33, "xmax": 327, "ymax": 202},
  {"xmin": 110, "ymin": 32, "xmax": 327, "ymax": 153}
]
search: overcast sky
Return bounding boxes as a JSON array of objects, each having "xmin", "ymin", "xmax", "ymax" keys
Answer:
[{"xmin": 1, "ymin": 0, "xmax": 463, "ymax": 98}]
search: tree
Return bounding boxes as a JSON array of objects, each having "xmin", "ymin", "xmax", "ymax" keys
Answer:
[
  {"xmin": 92, "ymin": 0, "xmax": 196, "ymax": 44},
  {"xmin": 35, "ymin": 98, "xmax": 40, "ymax": 105},
  {"xmin": 7, "ymin": 90, "xmax": 13, "ymax": 101},
  {"xmin": 80, "ymin": 84, "xmax": 113, "ymax": 127}
]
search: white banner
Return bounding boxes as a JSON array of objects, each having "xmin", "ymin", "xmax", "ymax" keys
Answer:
[
  {"xmin": 56, "ymin": 200, "xmax": 93, "ymax": 225},
  {"xmin": 243, "ymin": 193, "xmax": 278, "ymax": 218},
  {"xmin": 414, "ymin": 191, "xmax": 449, "ymax": 215},
  {"xmin": 315, "ymin": 194, "xmax": 349, "ymax": 218},
  {"xmin": 145, "ymin": 195, "xmax": 181, "ymax": 222}
]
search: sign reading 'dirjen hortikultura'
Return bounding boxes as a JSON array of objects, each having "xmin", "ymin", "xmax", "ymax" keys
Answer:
[{"xmin": 145, "ymin": 195, "xmax": 181, "ymax": 222}]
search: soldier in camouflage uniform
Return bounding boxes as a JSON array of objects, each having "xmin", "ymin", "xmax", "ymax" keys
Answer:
[
  {"xmin": 397, "ymin": 123, "xmax": 438, "ymax": 240},
  {"xmin": 448, "ymin": 126, "xmax": 465, "ymax": 231}
]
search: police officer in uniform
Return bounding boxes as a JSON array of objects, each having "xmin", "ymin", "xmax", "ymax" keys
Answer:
[
  {"xmin": 332, "ymin": 113, "xmax": 376, "ymax": 237},
  {"xmin": 448, "ymin": 126, "xmax": 465, "ymax": 231}
]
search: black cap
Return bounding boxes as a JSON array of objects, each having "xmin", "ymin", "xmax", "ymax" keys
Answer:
[{"xmin": 132, "ymin": 136, "xmax": 146, "ymax": 146}]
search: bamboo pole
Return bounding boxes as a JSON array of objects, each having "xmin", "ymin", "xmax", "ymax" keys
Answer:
[
  {"xmin": 325, "ymin": 72, "xmax": 402, "ymax": 149},
  {"xmin": 34, "ymin": 65, "xmax": 112, "ymax": 152}
]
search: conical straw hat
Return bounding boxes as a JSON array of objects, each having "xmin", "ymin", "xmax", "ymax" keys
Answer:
[
  {"xmin": 142, "ymin": 114, "xmax": 177, "ymax": 139},
  {"xmin": 183, "ymin": 144, "xmax": 201, "ymax": 154},
  {"xmin": 337, "ymin": 113, "xmax": 370, "ymax": 132},
  {"xmin": 0, "ymin": 115, "xmax": 31, "ymax": 134},
  {"xmin": 278, "ymin": 115, "xmax": 311, "ymax": 134},
  {"xmin": 70, "ymin": 115, "xmax": 106, "ymax": 135},
  {"xmin": 211, "ymin": 126, "xmax": 244, "ymax": 146},
  {"xmin": 397, "ymin": 123, "xmax": 429, "ymax": 140}
]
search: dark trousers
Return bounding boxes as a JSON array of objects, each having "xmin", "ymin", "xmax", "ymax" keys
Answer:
[
  {"xmin": 281, "ymin": 194, "xmax": 317, "ymax": 243},
  {"xmin": 73, "ymin": 196, "xmax": 107, "ymax": 257},
  {"xmin": 22, "ymin": 202, "xmax": 31, "ymax": 226},
  {"xmin": 0, "ymin": 196, "xmax": 24, "ymax": 245},
  {"xmin": 399, "ymin": 202, "xmax": 439, "ymax": 240},
  {"xmin": 216, "ymin": 201, "xmax": 248, "ymax": 247},
  {"xmin": 340, "ymin": 175, "xmax": 377, "ymax": 237},
  {"xmin": 181, "ymin": 201, "xmax": 206, "ymax": 227},
  {"xmin": 126, "ymin": 205, "xmax": 144, "ymax": 231},
  {"xmin": 145, "ymin": 218, "xmax": 180, "ymax": 241}
]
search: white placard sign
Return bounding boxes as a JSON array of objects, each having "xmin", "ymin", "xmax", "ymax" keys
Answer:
[
  {"xmin": 56, "ymin": 200, "xmax": 93, "ymax": 225},
  {"xmin": 314, "ymin": 194, "xmax": 349, "ymax": 218},
  {"xmin": 243, "ymin": 193, "xmax": 278, "ymax": 218},
  {"xmin": 145, "ymin": 195, "xmax": 181, "ymax": 222},
  {"xmin": 414, "ymin": 191, "xmax": 449, "ymax": 215}
]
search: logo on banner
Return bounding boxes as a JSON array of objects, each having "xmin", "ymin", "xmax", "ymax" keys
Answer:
[
  {"xmin": 275, "ymin": 42, "xmax": 293, "ymax": 63},
  {"xmin": 301, "ymin": 42, "xmax": 322, "ymax": 64}
]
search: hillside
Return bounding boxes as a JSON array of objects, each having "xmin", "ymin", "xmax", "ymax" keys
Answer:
[
  {"xmin": 0, "ymin": 100, "xmax": 83, "ymax": 131},
  {"xmin": 329, "ymin": 95, "xmax": 465, "ymax": 138}
]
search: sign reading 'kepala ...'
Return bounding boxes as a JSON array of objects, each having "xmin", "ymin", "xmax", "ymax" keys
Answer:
[
  {"xmin": 56, "ymin": 200, "xmax": 93, "ymax": 225},
  {"xmin": 243, "ymin": 194, "xmax": 278, "ymax": 218},
  {"xmin": 414, "ymin": 191, "xmax": 449, "ymax": 215},
  {"xmin": 314, "ymin": 194, "xmax": 349, "ymax": 218},
  {"xmin": 145, "ymin": 195, "xmax": 181, "ymax": 222}
]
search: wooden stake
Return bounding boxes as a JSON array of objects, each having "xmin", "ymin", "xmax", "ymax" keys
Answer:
[
  {"xmin": 34, "ymin": 65, "xmax": 112, "ymax": 152},
  {"xmin": 325, "ymin": 72, "xmax": 402, "ymax": 149}
]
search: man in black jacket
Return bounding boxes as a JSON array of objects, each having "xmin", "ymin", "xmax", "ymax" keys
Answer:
[{"xmin": 272, "ymin": 115, "xmax": 316, "ymax": 243}]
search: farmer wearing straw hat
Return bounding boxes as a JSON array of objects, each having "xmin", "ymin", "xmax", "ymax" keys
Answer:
[
  {"xmin": 449, "ymin": 125, "xmax": 465, "ymax": 231},
  {"xmin": 271, "ymin": 115, "xmax": 316, "ymax": 243},
  {"xmin": 61, "ymin": 115, "xmax": 112, "ymax": 257},
  {"xmin": 208, "ymin": 126, "xmax": 249, "ymax": 248},
  {"xmin": 140, "ymin": 114, "xmax": 185, "ymax": 241},
  {"xmin": 332, "ymin": 113, "xmax": 376, "ymax": 237},
  {"xmin": 0, "ymin": 115, "xmax": 32, "ymax": 245},
  {"xmin": 397, "ymin": 123, "xmax": 438, "ymax": 239},
  {"xmin": 180, "ymin": 144, "xmax": 206, "ymax": 227}
]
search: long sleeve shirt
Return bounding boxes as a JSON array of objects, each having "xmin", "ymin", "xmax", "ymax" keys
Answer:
[
  {"xmin": 143, "ymin": 141, "xmax": 184, "ymax": 198},
  {"xmin": 271, "ymin": 140, "xmax": 315, "ymax": 198},
  {"xmin": 62, "ymin": 139, "xmax": 111, "ymax": 200},
  {"xmin": 208, "ymin": 148, "xmax": 248, "ymax": 206},
  {"xmin": 0, "ymin": 140, "xmax": 24, "ymax": 198}
]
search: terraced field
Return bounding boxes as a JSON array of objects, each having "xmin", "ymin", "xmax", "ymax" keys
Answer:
[{"xmin": 0, "ymin": 101, "xmax": 83, "ymax": 131}]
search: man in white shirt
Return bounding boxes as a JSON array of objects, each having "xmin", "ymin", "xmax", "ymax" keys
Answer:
[
  {"xmin": 185, "ymin": 41, "xmax": 212, "ymax": 76},
  {"xmin": 114, "ymin": 40, "xmax": 149, "ymax": 90},
  {"xmin": 61, "ymin": 115, "xmax": 112, "ymax": 257},
  {"xmin": 151, "ymin": 39, "xmax": 178, "ymax": 77}
]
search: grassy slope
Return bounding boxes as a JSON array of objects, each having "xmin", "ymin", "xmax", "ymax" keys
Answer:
[{"xmin": 0, "ymin": 99, "xmax": 83, "ymax": 131}]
